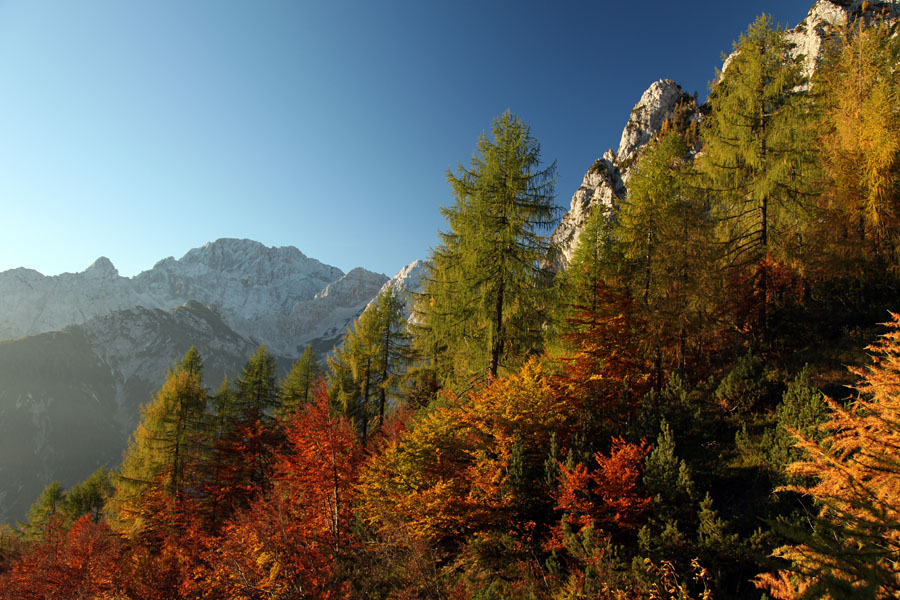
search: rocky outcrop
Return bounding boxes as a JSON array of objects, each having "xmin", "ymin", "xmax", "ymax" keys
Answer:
[
  {"xmin": 549, "ymin": 151, "xmax": 626, "ymax": 269},
  {"xmin": 617, "ymin": 80, "xmax": 695, "ymax": 168},
  {"xmin": 786, "ymin": 0, "xmax": 900, "ymax": 81},
  {"xmin": 368, "ymin": 259, "xmax": 427, "ymax": 313},
  {"xmin": 550, "ymin": 80, "xmax": 696, "ymax": 269}
]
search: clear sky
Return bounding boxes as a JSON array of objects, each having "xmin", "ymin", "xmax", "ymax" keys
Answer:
[{"xmin": 0, "ymin": 1, "xmax": 815, "ymax": 279}]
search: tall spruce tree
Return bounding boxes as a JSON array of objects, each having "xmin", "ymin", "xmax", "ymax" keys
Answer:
[
  {"xmin": 234, "ymin": 344, "xmax": 279, "ymax": 418},
  {"xmin": 699, "ymin": 15, "xmax": 815, "ymax": 336},
  {"xmin": 416, "ymin": 111, "xmax": 557, "ymax": 384}
]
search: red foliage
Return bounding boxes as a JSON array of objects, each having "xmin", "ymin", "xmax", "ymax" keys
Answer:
[
  {"xmin": 0, "ymin": 516, "xmax": 124, "ymax": 600},
  {"xmin": 729, "ymin": 253, "xmax": 805, "ymax": 335},
  {"xmin": 198, "ymin": 414, "xmax": 284, "ymax": 531},
  {"xmin": 206, "ymin": 382, "xmax": 364, "ymax": 598},
  {"xmin": 548, "ymin": 438, "xmax": 651, "ymax": 550},
  {"xmin": 556, "ymin": 282, "xmax": 651, "ymax": 436}
]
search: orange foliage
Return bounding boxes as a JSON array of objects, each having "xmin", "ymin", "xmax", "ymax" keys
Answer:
[
  {"xmin": 549, "ymin": 437, "xmax": 651, "ymax": 550},
  {"xmin": 0, "ymin": 516, "xmax": 124, "ymax": 600},
  {"xmin": 359, "ymin": 359, "xmax": 578, "ymax": 546},
  {"xmin": 728, "ymin": 253, "xmax": 805, "ymax": 336},
  {"xmin": 757, "ymin": 313, "xmax": 900, "ymax": 598},
  {"xmin": 556, "ymin": 282, "xmax": 650, "ymax": 433},
  {"xmin": 205, "ymin": 382, "xmax": 363, "ymax": 599}
]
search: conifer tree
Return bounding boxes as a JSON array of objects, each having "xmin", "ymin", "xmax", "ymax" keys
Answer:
[
  {"xmin": 63, "ymin": 467, "xmax": 113, "ymax": 524},
  {"xmin": 815, "ymin": 19, "xmax": 900, "ymax": 270},
  {"xmin": 234, "ymin": 344, "xmax": 279, "ymax": 418},
  {"xmin": 214, "ymin": 345, "xmax": 283, "ymax": 503},
  {"xmin": 758, "ymin": 313, "xmax": 900, "ymax": 599},
  {"xmin": 367, "ymin": 286, "xmax": 411, "ymax": 425},
  {"xmin": 699, "ymin": 15, "xmax": 815, "ymax": 336},
  {"xmin": 555, "ymin": 199, "xmax": 627, "ymax": 341},
  {"xmin": 416, "ymin": 111, "xmax": 557, "ymax": 384},
  {"xmin": 278, "ymin": 345, "xmax": 320, "ymax": 418},
  {"xmin": 20, "ymin": 481, "xmax": 65, "ymax": 540},
  {"xmin": 108, "ymin": 347, "xmax": 208, "ymax": 537},
  {"xmin": 328, "ymin": 287, "xmax": 411, "ymax": 442},
  {"xmin": 619, "ymin": 130, "xmax": 713, "ymax": 382}
]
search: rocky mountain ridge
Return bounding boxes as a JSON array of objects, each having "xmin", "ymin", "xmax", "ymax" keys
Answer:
[{"xmin": 0, "ymin": 238, "xmax": 386, "ymax": 357}]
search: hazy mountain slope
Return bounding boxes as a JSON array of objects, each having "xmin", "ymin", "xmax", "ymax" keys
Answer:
[
  {"xmin": 0, "ymin": 301, "xmax": 271, "ymax": 525},
  {"xmin": 0, "ymin": 240, "xmax": 389, "ymax": 524}
]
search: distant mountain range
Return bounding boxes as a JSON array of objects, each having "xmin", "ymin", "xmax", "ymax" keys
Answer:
[{"xmin": 0, "ymin": 238, "xmax": 408, "ymax": 524}]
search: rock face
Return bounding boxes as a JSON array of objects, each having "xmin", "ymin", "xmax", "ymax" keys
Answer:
[
  {"xmin": 786, "ymin": 0, "xmax": 900, "ymax": 81},
  {"xmin": 550, "ymin": 80, "xmax": 696, "ymax": 269},
  {"xmin": 549, "ymin": 151, "xmax": 626, "ymax": 269},
  {"xmin": 617, "ymin": 80, "xmax": 695, "ymax": 168},
  {"xmin": 367, "ymin": 259, "xmax": 427, "ymax": 316},
  {"xmin": 0, "ymin": 238, "xmax": 389, "ymax": 524}
]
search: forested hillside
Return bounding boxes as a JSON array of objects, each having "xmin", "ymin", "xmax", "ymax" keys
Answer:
[{"xmin": 4, "ymin": 9, "xmax": 900, "ymax": 600}]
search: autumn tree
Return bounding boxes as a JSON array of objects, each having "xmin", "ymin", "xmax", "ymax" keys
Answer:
[
  {"xmin": 206, "ymin": 382, "xmax": 363, "ymax": 599},
  {"xmin": 108, "ymin": 347, "xmax": 208, "ymax": 538},
  {"xmin": 415, "ymin": 111, "xmax": 558, "ymax": 385},
  {"xmin": 550, "ymin": 437, "xmax": 650, "ymax": 549},
  {"xmin": 758, "ymin": 313, "xmax": 900, "ymax": 599},
  {"xmin": 619, "ymin": 130, "xmax": 715, "ymax": 383},
  {"xmin": 699, "ymin": 14, "xmax": 816, "ymax": 336},
  {"xmin": 0, "ymin": 516, "xmax": 124, "ymax": 600},
  {"xmin": 553, "ymin": 196, "xmax": 627, "ymax": 343},
  {"xmin": 360, "ymin": 360, "xmax": 577, "ymax": 550},
  {"xmin": 203, "ymin": 345, "xmax": 284, "ymax": 520},
  {"xmin": 555, "ymin": 280, "xmax": 651, "ymax": 460},
  {"xmin": 814, "ymin": 18, "xmax": 900, "ymax": 271}
]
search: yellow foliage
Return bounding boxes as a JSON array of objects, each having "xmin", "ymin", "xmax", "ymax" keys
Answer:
[
  {"xmin": 757, "ymin": 313, "xmax": 900, "ymax": 598},
  {"xmin": 359, "ymin": 358, "xmax": 579, "ymax": 545}
]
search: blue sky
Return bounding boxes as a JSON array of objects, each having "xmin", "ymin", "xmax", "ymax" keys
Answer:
[{"xmin": 0, "ymin": 1, "xmax": 814, "ymax": 278}]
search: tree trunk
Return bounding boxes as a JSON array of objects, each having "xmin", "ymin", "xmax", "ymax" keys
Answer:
[{"xmin": 489, "ymin": 278, "xmax": 505, "ymax": 378}]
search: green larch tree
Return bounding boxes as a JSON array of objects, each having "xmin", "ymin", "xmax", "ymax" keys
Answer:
[
  {"xmin": 619, "ymin": 130, "xmax": 713, "ymax": 382},
  {"xmin": 278, "ymin": 345, "xmax": 321, "ymax": 419},
  {"xmin": 328, "ymin": 287, "xmax": 411, "ymax": 443},
  {"xmin": 699, "ymin": 14, "xmax": 816, "ymax": 336},
  {"xmin": 416, "ymin": 110, "xmax": 558, "ymax": 385},
  {"xmin": 108, "ymin": 347, "xmax": 208, "ymax": 537}
]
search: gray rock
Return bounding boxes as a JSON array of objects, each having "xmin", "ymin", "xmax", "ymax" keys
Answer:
[{"xmin": 550, "ymin": 81, "xmax": 695, "ymax": 270}]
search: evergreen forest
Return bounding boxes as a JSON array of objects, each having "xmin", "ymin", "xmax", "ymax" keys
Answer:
[{"xmin": 4, "ymin": 14, "xmax": 900, "ymax": 600}]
